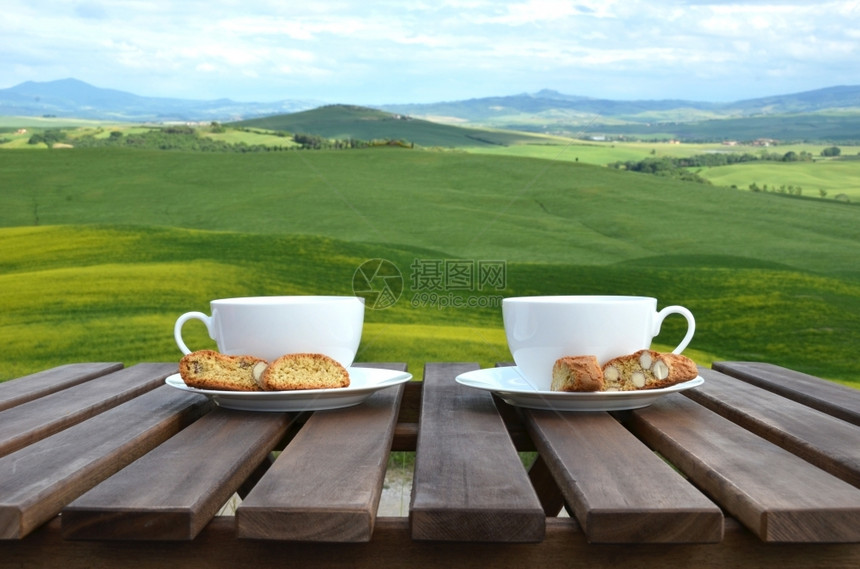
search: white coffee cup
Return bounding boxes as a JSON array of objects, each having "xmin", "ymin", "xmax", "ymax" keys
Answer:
[
  {"xmin": 174, "ymin": 296, "xmax": 365, "ymax": 367},
  {"xmin": 502, "ymin": 295, "xmax": 695, "ymax": 391}
]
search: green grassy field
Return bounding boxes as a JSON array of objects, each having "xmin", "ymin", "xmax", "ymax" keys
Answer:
[
  {"xmin": 4, "ymin": 147, "xmax": 860, "ymax": 270},
  {"xmin": 2, "ymin": 224, "xmax": 855, "ymax": 383},
  {"xmin": 8, "ymin": 115, "xmax": 859, "ymax": 200},
  {"xmin": 2, "ymin": 147, "xmax": 860, "ymax": 385},
  {"xmin": 467, "ymin": 141, "xmax": 860, "ymax": 200},
  {"xmin": 698, "ymin": 159, "xmax": 860, "ymax": 198},
  {"xmin": 467, "ymin": 140, "xmax": 860, "ymax": 164}
]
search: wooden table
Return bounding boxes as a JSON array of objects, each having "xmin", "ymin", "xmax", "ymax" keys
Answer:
[{"xmin": 2, "ymin": 360, "xmax": 860, "ymax": 568}]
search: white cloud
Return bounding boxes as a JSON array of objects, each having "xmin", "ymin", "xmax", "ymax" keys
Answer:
[
  {"xmin": 479, "ymin": 0, "xmax": 612, "ymax": 25},
  {"xmin": 1, "ymin": 0, "xmax": 858, "ymax": 103}
]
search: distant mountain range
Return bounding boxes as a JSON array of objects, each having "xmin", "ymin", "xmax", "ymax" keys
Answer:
[
  {"xmin": 383, "ymin": 86, "xmax": 860, "ymax": 119},
  {"xmin": 1, "ymin": 78, "xmax": 859, "ymax": 126},
  {"xmin": 0, "ymin": 78, "xmax": 321, "ymax": 122}
]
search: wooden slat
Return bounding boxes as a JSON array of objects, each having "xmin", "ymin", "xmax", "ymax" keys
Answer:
[
  {"xmin": 0, "ymin": 363, "xmax": 124, "ymax": 412},
  {"xmin": 61, "ymin": 408, "xmax": 296, "ymax": 540},
  {"xmin": 236, "ymin": 367, "xmax": 407, "ymax": 542},
  {"xmin": 712, "ymin": 361, "xmax": 860, "ymax": 426},
  {"xmin": 409, "ymin": 363, "xmax": 545, "ymax": 542},
  {"xmin": 0, "ymin": 363, "xmax": 174, "ymax": 458},
  {"xmin": 6, "ymin": 360, "xmax": 860, "ymax": 567},
  {"xmin": 628, "ymin": 395, "xmax": 860, "ymax": 542},
  {"xmin": 0, "ymin": 385, "xmax": 211, "ymax": 540},
  {"xmin": 522, "ymin": 405, "xmax": 722, "ymax": 543},
  {"xmin": 686, "ymin": 368, "xmax": 860, "ymax": 489},
  {"xmin": 9, "ymin": 516, "xmax": 860, "ymax": 569}
]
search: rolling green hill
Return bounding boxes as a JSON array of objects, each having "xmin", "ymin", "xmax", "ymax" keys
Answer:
[
  {"xmin": 3, "ymin": 148, "xmax": 858, "ymax": 272},
  {"xmin": 231, "ymin": 104, "xmax": 549, "ymax": 147},
  {"xmin": 2, "ymin": 223, "xmax": 858, "ymax": 385},
  {"xmin": 1, "ymin": 147, "xmax": 859, "ymax": 384}
]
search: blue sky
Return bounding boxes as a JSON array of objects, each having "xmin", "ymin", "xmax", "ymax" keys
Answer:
[{"xmin": 3, "ymin": 0, "xmax": 859, "ymax": 104}]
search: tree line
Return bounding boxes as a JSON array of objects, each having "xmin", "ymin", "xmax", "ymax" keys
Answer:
[
  {"xmin": 26, "ymin": 125, "xmax": 412, "ymax": 152},
  {"xmin": 609, "ymin": 147, "xmax": 846, "ymax": 185}
]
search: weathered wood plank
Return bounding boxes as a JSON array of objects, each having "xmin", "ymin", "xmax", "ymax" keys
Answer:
[
  {"xmin": 236, "ymin": 368, "xmax": 407, "ymax": 542},
  {"xmin": 712, "ymin": 361, "xmax": 860, "ymax": 427},
  {"xmin": 0, "ymin": 384, "xmax": 211, "ymax": 540},
  {"xmin": 0, "ymin": 363, "xmax": 124, "ymax": 412},
  {"xmin": 629, "ymin": 395, "xmax": 860, "ymax": 542},
  {"xmin": 6, "ymin": 516, "xmax": 860, "ymax": 569},
  {"xmin": 0, "ymin": 363, "xmax": 174, "ymax": 458},
  {"xmin": 686, "ymin": 368, "xmax": 860, "ymax": 489},
  {"xmin": 61, "ymin": 408, "xmax": 295, "ymax": 540},
  {"xmin": 409, "ymin": 363, "xmax": 545, "ymax": 542},
  {"xmin": 523, "ymin": 405, "xmax": 723, "ymax": 543}
]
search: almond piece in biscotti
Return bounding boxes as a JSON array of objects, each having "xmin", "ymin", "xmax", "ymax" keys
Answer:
[
  {"xmin": 602, "ymin": 349, "xmax": 697, "ymax": 391},
  {"xmin": 179, "ymin": 350, "xmax": 267, "ymax": 391}
]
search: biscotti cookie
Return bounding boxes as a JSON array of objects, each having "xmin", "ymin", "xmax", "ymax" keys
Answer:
[
  {"xmin": 551, "ymin": 355, "xmax": 604, "ymax": 392},
  {"xmin": 602, "ymin": 349, "xmax": 697, "ymax": 391},
  {"xmin": 261, "ymin": 353, "xmax": 350, "ymax": 391},
  {"xmin": 179, "ymin": 350, "xmax": 267, "ymax": 391}
]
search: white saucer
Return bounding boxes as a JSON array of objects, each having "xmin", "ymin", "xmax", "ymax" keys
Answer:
[
  {"xmin": 455, "ymin": 366, "xmax": 704, "ymax": 412},
  {"xmin": 165, "ymin": 367, "xmax": 412, "ymax": 412}
]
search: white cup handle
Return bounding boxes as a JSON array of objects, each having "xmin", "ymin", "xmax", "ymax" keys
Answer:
[
  {"xmin": 174, "ymin": 311, "xmax": 212, "ymax": 355},
  {"xmin": 654, "ymin": 305, "xmax": 696, "ymax": 354}
]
